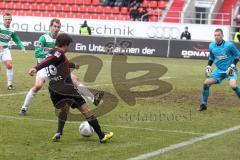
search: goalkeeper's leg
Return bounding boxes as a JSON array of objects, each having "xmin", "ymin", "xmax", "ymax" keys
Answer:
[
  {"xmin": 200, "ymin": 78, "xmax": 217, "ymax": 111},
  {"xmin": 229, "ymin": 78, "xmax": 240, "ymax": 98}
]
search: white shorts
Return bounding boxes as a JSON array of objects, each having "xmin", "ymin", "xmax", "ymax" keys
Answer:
[
  {"xmin": 0, "ymin": 48, "xmax": 12, "ymax": 62},
  {"xmin": 36, "ymin": 68, "xmax": 49, "ymax": 81}
]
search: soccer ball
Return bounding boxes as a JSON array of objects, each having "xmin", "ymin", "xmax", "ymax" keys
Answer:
[{"xmin": 79, "ymin": 121, "xmax": 94, "ymax": 137}]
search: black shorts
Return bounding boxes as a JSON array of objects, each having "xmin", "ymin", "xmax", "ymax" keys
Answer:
[{"xmin": 49, "ymin": 88, "xmax": 86, "ymax": 109}]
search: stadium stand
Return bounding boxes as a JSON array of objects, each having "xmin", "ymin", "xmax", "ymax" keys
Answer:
[
  {"xmin": 163, "ymin": 0, "xmax": 185, "ymax": 23},
  {"xmin": 214, "ymin": 0, "xmax": 237, "ymax": 25},
  {"xmin": 0, "ymin": 0, "xmax": 169, "ymax": 22}
]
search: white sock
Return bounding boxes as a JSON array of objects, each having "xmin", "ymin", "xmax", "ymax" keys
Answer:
[
  {"xmin": 22, "ymin": 89, "xmax": 37, "ymax": 110},
  {"xmin": 7, "ymin": 69, "xmax": 13, "ymax": 86},
  {"xmin": 77, "ymin": 83, "xmax": 94, "ymax": 102}
]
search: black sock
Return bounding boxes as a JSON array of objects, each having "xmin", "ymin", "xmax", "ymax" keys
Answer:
[
  {"xmin": 87, "ymin": 116, "xmax": 104, "ymax": 139},
  {"xmin": 57, "ymin": 111, "xmax": 67, "ymax": 135}
]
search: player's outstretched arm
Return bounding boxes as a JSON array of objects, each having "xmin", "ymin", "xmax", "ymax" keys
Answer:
[{"xmin": 12, "ymin": 31, "xmax": 25, "ymax": 51}]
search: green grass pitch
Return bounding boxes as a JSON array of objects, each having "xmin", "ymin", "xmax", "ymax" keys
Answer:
[{"xmin": 0, "ymin": 50, "xmax": 240, "ymax": 160}]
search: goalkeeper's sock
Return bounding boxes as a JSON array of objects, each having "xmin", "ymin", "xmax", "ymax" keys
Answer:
[
  {"xmin": 7, "ymin": 69, "xmax": 13, "ymax": 86},
  {"xmin": 77, "ymin": 83, "xmax": 94, "ymax": 102},
  {"xmin": 22, "ymin": 89, "xmax": 36, "ymax": 110},
  {"xmin": 87, "ymin": 115, "xmax": 104, "ymax": 139},
  {"xmin": 57, "ymin": 111, "xmax": 67, "ymax": 135},
  {"xmin": 233, "ymin": 86, "xmax": 240, "ymax": 98},
  {"xmin": 201, "ymin": 84, "xmax": 210, "ymax": 105}
]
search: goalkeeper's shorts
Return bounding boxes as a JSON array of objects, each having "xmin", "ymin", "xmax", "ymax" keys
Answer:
[{"xmin": 210, "ymin": 68, "xmax": 238, "ymax": 84}]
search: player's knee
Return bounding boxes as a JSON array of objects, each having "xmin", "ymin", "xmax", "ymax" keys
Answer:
[
  {"xmin": 230, "ymin": 84, "xmax": 237, "ymax": 90},
  {"xmin": 6, "ymin": 63, "xmax": 12, "ymax": 69},
  {"xmin": 203, "ymin": 80, "xmax": 211, "ymax": 87}
]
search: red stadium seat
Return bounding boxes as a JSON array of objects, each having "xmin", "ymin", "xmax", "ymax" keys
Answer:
[
  {"xmin": 92, "ymin": 0, "xmax": 100, "ymax": 5},
  {"xmin": 99, "ymin": 14, "xmax": 107, "ymax": 19},
  {"xmin": 59, "ymin": 0, "xmax": 67, "ymax": 4},
  {"xmin": 91, "ymin": 13, "xmax": 99, "ymax": 19},
  {"xmin": 19, "ymin": 0, "xmax": 30, "ymax": 2},
  {"xmin": 147, "ymin": 8, "xmax": 153, "ymax": 15},
  {"xmin": 121, "ymin": 7, "xmax": 128, "ymax": 15},
  {"xmin": 112, "ymin": 6, "xmax": 119, "ymax": 14},
  {"xmin": 141, "ymin": 1, "xmax": 148, "ymax": 8},
  {"xmin": 76, "ymin": 0, "xmax": 83, "ymax": 5},
  {"xmin": 83, "ymin": 0, "xmax": 91, "ymax": 5},
  {"xmin": 17, "ymin": 10, "xmax": 25, "ymax": 16},
  {"xmin": 42, "ymin": 11, "xmax": 50, "ymax": 17},
  {"xmin": 52, "ymin": 0, "xmax": 59, "ymax": 4},
  {"xmin": 42, "ymin": 0, "xmax": 50, "ymax": 3},
  {"xmin": 87, "ymin": 5, "xmax": 95, "ymax": 13},
  {"xmin": 50, "ymin": 12, "xmax": 57, "ymax": 17},
  {"xmin": 67, "ymin": 12, "xmax": 75, "ymax": 18},
  {"xmin": 39, "ymin": 3, "xmax": 46, "ymax": 11},
  {"xmin": 22, "ymin": 3, "xmax": 30, "ymax": 10},
  {"xmin": 108, "ymin": 14, "xmax": 115, "ymax": 20},
  {"xmin": 72, "ymin": 5, "xmax": 79, "ymax": 12},
  {"xmin": 33, "ymin": 11, "xmax": 41, "ymax": 16},
  {"xmin": 158, "ymin": 1, "xmax": 166, "ymax": 9},
  {"xmin": 104, "ymin": 6, "xmax": 111, "ymax": 14},
  {"xmin": 150, "ymin": 1, "xmax": 157, "ymax": 8},
  {"xmin": 47, "ymin": 4, "xmax": 55, "ymax": 11},
  {"xmin": 31, "ymin": 3, "xmax": 38, "ymax": 11},
  {"xmin": 14, "ymin": 3, "xmax": 22, "ymax": 10},
  {"xmin": 76, "ymin": 12, "xmax": 82, "ymax": 18},
  {"xmin": 0, "ymin": 2, "xmax": 5, "ymax": 9},
  {"xmin": 7, "ymin": 2, "xmax": 14, "ymax": 9},
  {"xmin": 25, "ymin": 10, "xmax": 33, "ymax": 16},
  {"xmin": 116, "ymin": 14, "xmax": 124, "ymax": 20},
  {"xmin": 150, "ymin": 16, "xmax": 158, "ymax": 22},
  {"xmin": 67, "ymin": 0, "xmax": 75, "ymax": 5},
  {"xmin": 83, "ymin": 13, "xmax": 91, "ymax": 19},
  {"xmin": 96, "ymin": 6, "xmax": 104, "ymax": 13},
  {"xmin": 79, "ymin": 5, "xmax": 86, "ymax": 12},
  {"xmin": 63, "ymin": 5, "xmax": 71, "ymax": 12},
  {"xmin": 9, "ymin": 10, "xmax": 17, "ymax": 15},
  {"xmin": 58, "ymin": 12, "xmax": 67, "ymax": 18},
  {"xmin": 55, "ymin": 4, "xmax": 63, "ymax": 12}
]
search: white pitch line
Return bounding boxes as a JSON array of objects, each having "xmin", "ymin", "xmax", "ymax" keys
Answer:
[
  {"xmin": 0, "ymin": 114, "xmax": 203, "ymax": 135},
  {"xmin": 0, "ymin": 90, "xmax": 47, "ymax": 97},
  {"xmin": 128, "ymin": 124, "xmax": 240, "ymax": 160},
  {"xmin": 0, "ymin": 77, "xmax": 175, "ymax": 97}
]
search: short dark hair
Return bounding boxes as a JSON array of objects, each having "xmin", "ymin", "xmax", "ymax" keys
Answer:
[
  {"xmin": 56, "ymin": 33, "xmax": 72, "ymax": 47},
  {"xmin": 50, "ymin": 18, "xmax": 61, "ymax": 26},
  {"xmin": 3, "ymin": 13, "xmax": 11, "ymax": 17},
  {"xmin": 215, "ymin": 28, "xmax": 223, "ymax": 34}
]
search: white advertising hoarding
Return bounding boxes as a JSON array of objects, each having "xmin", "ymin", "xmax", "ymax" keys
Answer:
[{"xmin": 3, "ymin": 16, "xmax": 230, "ymax": 41}]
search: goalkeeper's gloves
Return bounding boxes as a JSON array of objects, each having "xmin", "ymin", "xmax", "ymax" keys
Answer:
[
  {"xmin": 205, "ymin": 65, "xmax": 212, "ymax": 77},
  {"xmin": 226, "ymin": 64, "xmax": 235, "ymax": 76}
]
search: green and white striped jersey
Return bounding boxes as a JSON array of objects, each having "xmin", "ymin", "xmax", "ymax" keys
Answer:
[
  {"xmin": 35, "ymin": 32, "xmax": 56, "ymax": 61},
  {"xmin": 0, "ymin": 23, "xmax": 24, "ymax": 49}
]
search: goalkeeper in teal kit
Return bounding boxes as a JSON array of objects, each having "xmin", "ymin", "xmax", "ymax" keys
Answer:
[{"xmin": 199, "ymin": 28, "xmax": 240, "ymax": 111}]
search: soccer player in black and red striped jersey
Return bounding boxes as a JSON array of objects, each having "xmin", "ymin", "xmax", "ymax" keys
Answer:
[{"xmin": 28, "ymin": 33, "xmax": 113, "ymax": 143}]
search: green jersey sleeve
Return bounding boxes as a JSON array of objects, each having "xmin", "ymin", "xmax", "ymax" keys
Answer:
[
  {"xmin": 11, "ymin": 31, "xmax": 24, "ymax": 49},
  {"xmin": 35, "ymin": 35, "xmax": 47, "ymax": 58}
]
